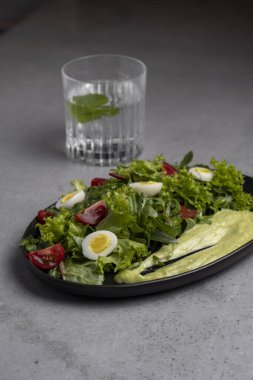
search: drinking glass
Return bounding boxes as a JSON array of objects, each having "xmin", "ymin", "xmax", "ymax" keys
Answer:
[{"xmin": 62, "ymin": 54, "xmax": 147, "ymax": 165}]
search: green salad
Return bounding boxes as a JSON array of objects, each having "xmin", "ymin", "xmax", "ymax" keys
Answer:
[{"xmin": 20, "ymin": 152, "xmax": 253, "ymax": 285}]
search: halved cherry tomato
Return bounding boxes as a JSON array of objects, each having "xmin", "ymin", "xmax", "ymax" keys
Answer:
[
  {"xmin": 180, "ymin": 205, "xmax": 197, "ymax": 219},
  {"xmin": 26, "ymin": 243, "xmax": 65, "ymax": 270},
  {"xmin": 163, "ymin": 162, "xmax": 177, "ymax": 176},
  {"xmin": 37, "ymin": 210, "xmax": 55, "ymax": 224},
  {"xmin": 91, "ymin": 178, "xmax": 108, "ymax": 187},
  {"xmin": 75, "ymin": 200, "xmax": 108, "ymax": 226},
  {"xmin": 109, "ymin": 172, "xmax": 127, "ymax": 181}
]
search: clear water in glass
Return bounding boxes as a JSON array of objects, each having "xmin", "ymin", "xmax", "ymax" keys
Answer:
[{"xmin": 65, "ymin": 80, "xmax": 145, "ymax": 165}]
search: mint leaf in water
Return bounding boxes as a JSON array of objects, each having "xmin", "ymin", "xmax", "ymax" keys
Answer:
[
  {"xmin": 73, "ymin": 94, "xmax": 108, "ymax": 108},
  {"xmin": 68, "ymin": 93, "xmax": 120, "ymax": 123}
]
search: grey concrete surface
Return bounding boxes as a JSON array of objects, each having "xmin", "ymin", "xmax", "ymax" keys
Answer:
[{"xmin": 1, "ymin": 0, "xmax": 253, "ymax": 379}]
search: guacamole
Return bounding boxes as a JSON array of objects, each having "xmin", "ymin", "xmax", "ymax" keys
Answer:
[{"xmin": 114, "ymin": 210, "xmax": 253, "ymax": 284}]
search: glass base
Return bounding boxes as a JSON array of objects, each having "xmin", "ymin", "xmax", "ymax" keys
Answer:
[{"xmin": 66, "ymin": 139, "xmax": 142, "ymax": 166}]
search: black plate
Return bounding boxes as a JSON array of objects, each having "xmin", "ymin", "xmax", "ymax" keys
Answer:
[{"xmin": 20, "ymin": 176, "xmax": 253, "ymax": 298}]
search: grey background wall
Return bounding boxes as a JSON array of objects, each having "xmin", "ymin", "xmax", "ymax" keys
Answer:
[{"xmin": 0, "ymin": 0, "xmax": 44, "ymax": 28}]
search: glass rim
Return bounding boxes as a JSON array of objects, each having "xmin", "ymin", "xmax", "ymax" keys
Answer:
[{"xmin": 61, "ymin": 54, "xmax": 147, "ymax": 84}]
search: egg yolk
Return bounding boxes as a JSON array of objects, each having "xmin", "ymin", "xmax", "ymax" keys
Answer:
[
  {"xmin": 137, "ymin": 181, "xmax": 157, "ymax": 185},
  {"xmin": 194, "ymin": 168, "xmax": 211, "ymax": 174},
  {"xmin": 89, "ymin": 234, "xmax": 111, "ymax": 254},
  {"xmin": 60, "ymin": 191, "xmax": 78, "ymax": 203}
]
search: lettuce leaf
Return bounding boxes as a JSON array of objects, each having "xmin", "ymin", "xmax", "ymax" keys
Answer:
[
  {"xmin": 110, "ymin": 155, "xmax": 165, "ymax": 182},
  {"xmin": 36, "ymin": 210, "xmax": 69, "ymax": 245},
  {"xmin": 98, "ymin": 186, "xmax": 137, "ymax": 237},
  {"xmin": 49, "ymin": 257, "xmax": 104, "ymax": 285},
  {"xmin": 70, "ymin": 179, "xmax": 87, "ymax": 192},
  {"xmin": 162, "ymin": 168, "xmax": 212, "ymax": 212},
  {"xmin": 36, "ymin": 208, "xmax": 87, "ymax": 254},
  {"xmin": 97, "ymin": 238, "xmax": 150, "ymax": 273},
  {"xmin": 65, "ymin": 221, "xmax": 87, "ymax": 255},
  {"xmin": 20, "ymin": 235, "xmax": 42, "ymax": 252},
  {"xmin": 97, "ymin": 211, "xmax": 136, "ymax": 238}
]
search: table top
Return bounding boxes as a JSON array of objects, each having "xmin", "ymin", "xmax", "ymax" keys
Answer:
[{"xmin": 1, "ymin": 1, "xmax": 253, "ymax": 379}]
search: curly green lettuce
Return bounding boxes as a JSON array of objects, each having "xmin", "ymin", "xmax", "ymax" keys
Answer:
[
  {"xmin": 36, "ymin": 208, "xmax": 88, "ymax": 255},
  {"xmin": 208, "ymin": 158, "xmax": 253, "ymax": 211},
  {"xmin": 110, "ymin": 155, "xmax": 166, "ymax": 182},
  {"xmin": 96, "ymin": 238, "xmax": 150, "ymax": 273}
]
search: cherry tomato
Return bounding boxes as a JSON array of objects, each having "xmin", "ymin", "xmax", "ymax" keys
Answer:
[
  {"xmin": 75, "ymin": 200, "xmax": 108, "ymax": 226},
  {"xmin": 26, "ymin": 243, "xmax": 65, "ymax": 270},
  {"xmin": 37, "ymin": 210, "xmax": 55, "ymax": 224},
  {"xmin": 163, "ymin": 162, "xmax": 177, "ymax": 175},
  {"xmin": 109, "ymin": 172, "xmax": 127, "ymax": 181},
  {"xmin": 91, "ymin": 178, "xmax": 108, "ymax": 186},
  {"xmin": 180, "ymin": 205, "xmax": 197, "ymax": 219}
]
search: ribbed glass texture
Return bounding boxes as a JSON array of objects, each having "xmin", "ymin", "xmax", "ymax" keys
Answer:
[{"xmin": 62, "ymin": 54, "xmax": 146, "ymax": 166}]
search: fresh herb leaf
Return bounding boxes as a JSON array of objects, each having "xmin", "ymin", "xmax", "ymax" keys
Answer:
[
  {"xmin": 179, "ymin": 151, "xmax": 194, "ymax": 168},
  {"xmin": 150, "ymin": 231, "xmax": 178, "ymax": 244},
  {"xmin": 68, "ymin": 94, "xmax": 119, "ymax": 123},
  {"xmin": 73, "ymin": 94, "xmax": 108, "ymax": 108}
]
